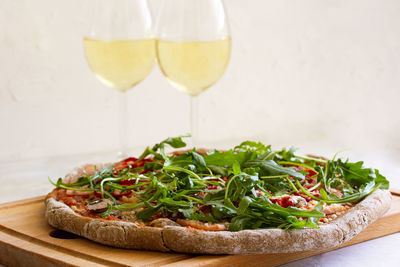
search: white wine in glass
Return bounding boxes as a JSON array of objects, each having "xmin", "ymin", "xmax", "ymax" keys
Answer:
[
  {"xmin": 157, "ymin": 38, "xmax": 231, "ymax": 97},
  {"xmin": 83, "ymin": 0, "xmax": 155, "ymax": 157},
  {"xmin": 155, "ymin": 0, "xmax": 231, "ymax": 146},
  {"xmin": 84, "ymin": 39, "xmax": 155, "ymax": 92}
]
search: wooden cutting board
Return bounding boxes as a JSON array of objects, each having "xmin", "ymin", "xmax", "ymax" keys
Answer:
[{"xmin": 1, "ymin": 190, "xmax": 399, "ymax": 267}]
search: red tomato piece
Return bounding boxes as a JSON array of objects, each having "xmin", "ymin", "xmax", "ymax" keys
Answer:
[
  {"xmin": 206, "ymin": 185, "xmax": 218, "ymax": 190},
  {"xmin": 122, "ymin": 157, "xmax": 138, "ymax": 166},
  {"xmin": 60, "ymin": 197, "xmax": 77, "ymax": 206},
  {"xmin": 199, "ymin": 204, "xmax": 212, "ymax": 213},
  {"xmin": 119, "ymin": 179, "xmax": 137, "ymax": 186},
  {"xmin": 305, "ymin": 169, "xmax": 317, "ymax": 178},
  {"xmin": 280, "ymin": 196, "xmax": 295, "ymax": 208}
]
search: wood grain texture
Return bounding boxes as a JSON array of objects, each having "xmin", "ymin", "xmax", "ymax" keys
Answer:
[
  {"xmin": 0, "ymin": 191, "xmax": 399, "ymax": 267},
  {"xmin": 390, "ymin": 188, "xmax": 400, "ymax": 196}
]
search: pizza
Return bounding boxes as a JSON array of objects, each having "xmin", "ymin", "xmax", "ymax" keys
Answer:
[{"xmin": 45, "ymin": 136, "xmax": 391, "ymax": 254}]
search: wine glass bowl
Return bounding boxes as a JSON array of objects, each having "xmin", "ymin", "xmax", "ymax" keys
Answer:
[
  {"xmin": 83, "ymin": 0, "xmax": 155, "ymax": 157},
  {"xmin": 156, "ymin": 37, "xmax": 231, "ymax": 96},
  {"xmin": 155, "ymin": 0, "xmax": 231, "ymax": 145},
  {"xmin": 83, "ymin": 38, "xmax": 155, "ymax": 93}
]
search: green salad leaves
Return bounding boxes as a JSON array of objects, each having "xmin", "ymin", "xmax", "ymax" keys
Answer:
[{"xmin": 50, "ymin": 136, "xmax": 389, "ymax": 231}]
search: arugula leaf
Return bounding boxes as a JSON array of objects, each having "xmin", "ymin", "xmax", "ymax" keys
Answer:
[
  {"xmin": 192, "ymin": 151, "xmax": 207, "ymax": 168},
  {"xmin": 165, "ymin": 150, "xmax": 207, "ymax": 173},
  {"xmin": 206, "ymin": 200, "xmax": 237, "ymax": 215},
  {"xmin": 135, "ymin": 202, "xmax": 162, "ymax": 221},
  {"xmin": 50, "ymin": 135, "xmax": 390, "ymax": 232},
  {"xmin": 208, "ymin": 165, "xmax": 228, "ymax": 176},
  {"xmin": 227, "ymin": 199, "xmax": 324, "ymax": 231},
  {"xmin": 274, "ymin": 147, "xmax": 299, "ymax": 162},
  {"xmin": 373, "ymin": 169, "xmax": 390, "ymax": 190},
  {"xmin": 296, "ymin": 180, "xmax": 382, "ymax": 204},
  {"xmin": 308, "ymin": 200, "xmax": 325, "ymax": 225},
  {"xmin": 235, "ymin": 141, "xmax": 271, "ymax": 155},
  {"xmin": 232, "ymin": 161, "xmax": 241, "ymax": 175},
  {"xmin": 340, "ymin": 160, "xmax": 389, "ymax": 189},
  {"xmin": 237, "ymin": 196, "xmax": 252, "ymax": 215},
  {"xmin": 160, "ymin": 136, "xmax": 188, "ymax": 148},
  {"xmin": 138, "ymin": 135, "xmax": 189, "ymax": 160},
  {"xmin": 179, "ymin": 208, "xmax": 217, "ymax": 222},
  {"xmin": 225, "ymin": 173, "xmax": 259, "ymax": 201},
  {"xmin": 205, "ymin": 150, "xmax": 241, "ymax": 167},
  {"xmin": 90, "ymin": 165, "xmax": 114, "ymax": 187},
  {"xmin": 251, "ymin": 201, "xmax": 324, "ymax": 218},
  {"xmin": 229, "ymin": 215, "xmax": 253, "ymax": 231},
  {"xmin": 158, "ymin": 198, "xmax": 192, "ymax": 209},
  {"xmin": 244, "ymin": 160, "xmax": 305, "ymax": 180}
]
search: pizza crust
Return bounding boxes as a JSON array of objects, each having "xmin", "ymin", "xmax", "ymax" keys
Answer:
[
  {"xmin": 163, "ymin": 189, "xmax": 391, "ymax": 254},
  {"xmin": 45, "ymin": 189, "xmax": 391, "ymax": 254},
  {"xmin": 45, "ymin": 197, "xmax": 169, "ymax": 252}
]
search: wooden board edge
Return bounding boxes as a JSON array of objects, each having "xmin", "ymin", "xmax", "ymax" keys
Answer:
[
  {"xmin": 0, "ymin": 225, "xmax": 129, "ymax": 267},
  {"xmin": 390, "ymin": 188, "xmax": 400, "ymax": 196},
  {"xmin": 0, "ymin": 230, "xmax": 110, "ymax": 267},
  {"xmin": 0, "ymin": 224, "xmax": 194, "ymax": 267},
  {"xmin": 0, "ymin": 196, "xmax": 45, "ymax": 210}
]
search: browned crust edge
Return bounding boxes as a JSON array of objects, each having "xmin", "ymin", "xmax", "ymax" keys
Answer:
[
  {"xmin": 45, "ymin": 189, "xmax": 391, "ymax": 254},
  {"xmin": 45, "ymin": 196, "xmax": 169, "ymax": 252}
]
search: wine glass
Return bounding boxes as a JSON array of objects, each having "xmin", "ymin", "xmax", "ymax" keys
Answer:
[
  {"xmin": 83, "ymin": 0, "xmax": 155, "ymax": 158},
  {"xmin": 155, "ymin": 0, "xmax": 231, "ymax": 146}
]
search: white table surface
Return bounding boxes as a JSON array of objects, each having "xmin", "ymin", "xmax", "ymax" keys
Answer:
[{"xmin": 0, "ymin": 150, "xmax": 399, "ymax": 267}]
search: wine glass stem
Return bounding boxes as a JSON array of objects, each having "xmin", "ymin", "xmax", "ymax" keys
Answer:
[
  {"xmin": 118, "ymin": 91, "xmax": 128, "ymax": 158},
  {"xmin": 190, "ymin": 95, "xmax": 199, "ymax": 147}
]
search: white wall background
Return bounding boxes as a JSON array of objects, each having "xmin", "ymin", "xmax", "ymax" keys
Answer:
[{"xmin": 1, "ymin": 0, "xmax": 399, "ymax": 168}]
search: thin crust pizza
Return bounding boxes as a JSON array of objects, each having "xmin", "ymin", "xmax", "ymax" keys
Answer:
[{"xmin": 45, "ymin": 136, "xmax": 391, "ymax": 254}]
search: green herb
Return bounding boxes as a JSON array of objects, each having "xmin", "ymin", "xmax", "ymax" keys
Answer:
[{"xmin": 50, "ymin": 135, "xmax": 390, "ymax": 231}]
